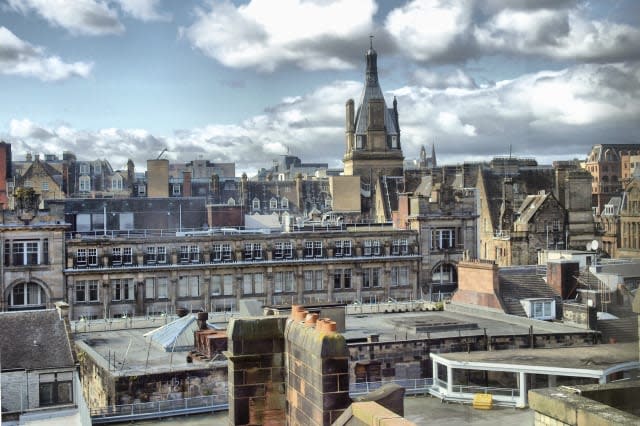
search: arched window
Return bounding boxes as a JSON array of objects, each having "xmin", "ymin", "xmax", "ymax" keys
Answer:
[
  {"xmin": 431, "ymin": 263, "xmax": 457, "ymax": 283},
  {"xmin": 8, "ymin": 282, "xmax": 46, "ymax": 310}
]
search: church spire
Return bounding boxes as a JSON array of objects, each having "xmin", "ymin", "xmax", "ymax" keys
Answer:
[{"xmin": 365, "ymin": 35, "xmax": 378, "ymax": 87}]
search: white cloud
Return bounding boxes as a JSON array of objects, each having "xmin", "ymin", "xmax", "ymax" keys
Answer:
[
  {"xmin": 180, "ymin": 0, "xmax": 377, "ymax": 71},
  {"xmin": 413, "ymin": 69, "xmax": 477, "ymax": 89},
  {"xmin": 0, "ymin": 27, "xmax": 93, "ymax": 80},
  {"xmin": 115, "ymin": 0, "xmax": 171, "ymax": 22},
  {"xmin": 385, "ymin": 0, "xmax": 475, "ymax": 63},
  {"xmin": 7, "ymin": 0, "xmax": 125, "ymax": 36},
  {"xmin": 384, "ymin": 0, "xmax": 640, "ymax": 64},
  {"xmin": 5, "ymin": 62, "xmax": 639, "ymax": 174}
]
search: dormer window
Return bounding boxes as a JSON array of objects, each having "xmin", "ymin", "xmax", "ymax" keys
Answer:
[
  {"xmin": 270, "ymin": 197, "xmax": 278, "ymax": 209},
  {"xmin": 252, "ymin": 198, "xmax": 260, "ymax": 210}
]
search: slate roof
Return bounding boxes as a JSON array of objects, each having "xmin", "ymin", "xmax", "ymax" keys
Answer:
[
  {"xmin": 479, "ymin": 168, "xmax": 556, "ymax": 231},
  {"xmin": 498, "ymin": 267, "xmax": 559, "ymax": 316},
  {"xmin": 0, "ymin": 309, "xmax": 75, "ymax": 370}
]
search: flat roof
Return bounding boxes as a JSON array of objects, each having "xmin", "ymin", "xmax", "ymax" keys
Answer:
[
  {"xmin": 342, "ymin": 310, "xmax": 593, "ymax": 343},
  {"xmin": 431, "ymin": 342, "xmax": 639, "ymax": 377}
]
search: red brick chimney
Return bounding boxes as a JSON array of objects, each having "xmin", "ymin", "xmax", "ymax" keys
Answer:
[
  {"xmin": 183, "ymin": 171, "xmax": 192, "ymax": 197},
  {"xmin": 452, "ymin": 259, "xmax": 503, "ymax": 311}
]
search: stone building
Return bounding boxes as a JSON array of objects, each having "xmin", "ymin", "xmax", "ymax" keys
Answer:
[
  {"xmin": 0, "ymin": 306, "xmax": 90, "ymax": 424},
  {"xmin": 0, "ymin": 208, "xmax": 68, "ymax": 312},
  {"xmin": 584, "ymin": 144, "xmax": 640, "ymax": 214},
  {"xmin": 618, "ymin": 175, "xmax": 640, "ymax": 258},
  {"xmin": 343, "ymin": 40, "xmax": 404, "ymax": 219},
  {"xmin": 11, "ymin": 154, "xmax": 65, "ymax": 208},
  {"xmin": 394, "ymin": 186, "xmax": 478, "ymax": 300},
  {"xmin": 64, "ymin": 226, "xmax": 420, "ymax": 320}
]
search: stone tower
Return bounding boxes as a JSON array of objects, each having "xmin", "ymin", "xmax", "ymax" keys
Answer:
[{"xmin": 343, "ymin": 38, "xmax": 404, "ymax": 187}]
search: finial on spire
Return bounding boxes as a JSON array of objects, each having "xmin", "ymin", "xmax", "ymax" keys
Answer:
[{"xmin": 369, "ymin": 35, "xmax": 374, "ymax": 49}]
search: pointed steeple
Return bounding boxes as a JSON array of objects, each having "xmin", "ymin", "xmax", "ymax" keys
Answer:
[
  {"xmin": 365, "ymin": 35, "xmax": 378, "ymax": 87},
  {"xmin": 431, "ymin": 143, "xmax": 437, "ymax": 168}
]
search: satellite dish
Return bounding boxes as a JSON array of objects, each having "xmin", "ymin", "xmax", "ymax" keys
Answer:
[{"xmin": 590, "ymin": 240, "xmax": 599, "ymax": 251}]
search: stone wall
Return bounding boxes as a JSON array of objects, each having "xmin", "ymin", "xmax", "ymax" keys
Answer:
[
  {"xmin": 225, "ymin": 316, "xmax": 288, "ymax": 425},
  {"xmin": 562, "ymin": 303, "xmax": 596, "ymax": 329}
]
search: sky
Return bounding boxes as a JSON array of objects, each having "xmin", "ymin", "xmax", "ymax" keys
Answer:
[{"xmin": 1, "ymin": 0, "xmax": 639, "ymax": 176}]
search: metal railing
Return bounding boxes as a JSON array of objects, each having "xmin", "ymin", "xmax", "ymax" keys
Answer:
[
  {"xmin": 349, "ymin": 378, "xmax": 433, "ymax": 396},
  {"xmin": 91, "ymin": 394, "xmax": 228, "ymax": 424},
  {"xmin": 91, "ymin": 379, "xmax": 434, "ymax": 423}
]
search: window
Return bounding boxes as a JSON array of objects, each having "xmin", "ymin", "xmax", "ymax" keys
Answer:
[
  {"xmin": 252, "ymin": 198, "xmax": 260, "ymax": 210},
  {"xmin": 223, "ymin": 274, "xmax": 233, "ymax": 295},
  {"xmin": 157, "ymin": 277, "xmax": 168, "ymax": 299},
  {"xmin": 391, "ymin": 266, "xmax": 409, "ymax": 287},
  {"xmin": 94, "ymin": 162, "xmax": 101, "ymax": 174},
  {"xmin": 362, "ymin": 268, "xmax": 381, "ymax": 288},
  {"xmin": 213, "ymin": 243, "xmax": 232, "ymax": 262},
  {"xmin": 334, "ymin": 240, "xmax": 352, "ymax": 257},
  {"xmin": 123, "ymin": 247, "xmax": 133, "ymax": 264},
  {"xmin": 270, "ymin": 197, "xmax": 278, "ymax": 209},
  {"xmin": 39, "ymin": 372, "xmax": 72, "ymax": 407},
  {"xmin": 112, "ymin": 248, "xmax": 122, "ymax": 265},
  {"xmin": 531, "ymin": 300, "xmax": 555, "ymax": 320},
  {"xmin": 304, "ymin": 241, "xmax": 322, "ymax": 258},
  {"xmin": 181, "ymin": 245, "xmax": 199, "ymax": 263},
  {"xmin": 392, "ymin": 239, "xmax": 408, "ymax": 255},
  {"xmin": 172, "ymin": 184, "xmax": 181, "ymax": 195},
  {"xmin": 79, "ymin": 163, "xmax": 90, "ymax": 175},
  {"xmin": 364, "ymin": 240, "xmax": 381, "ymax": 256},
  {"xmin": 76, "ymin": 280, "xmax": 99, "ymax": 303},
  {"xmin": 274, "ymin": 271, "xmax": 295, "ymax": 293},
  {"xmin": 178, "ymin": 276, "xmax": 200, "ymax": 298},
  {"xmin": 146, "ymin": 247, "xmax": 157, "ymax": 264},
  {"xmin": 244, "ymin": 243, "xmax": 262, "ymax": 261},
  {"xmin": 281, "ymin": 197, "xmax": 289, "ymax": 209},
  {"xmin": 87, "ymin": 248, "xmax": 98, "ymax": 266},
  {"xmin": 111, "ymin": 176, "xmax": 123, "ymax": 191},
  {"xmin": 112, "ymin": 279, "xmax": 134, "ymax": 301},
  {"xmin": 12, "ymin": 240, "xmax": 42, "ymax": 266},
  {"xmin": 227, "ymin": 197, "xmax": 236, "ymax": 206},
  {"xmin": 432, "ymin": 264, "xmax": 455, "ymax": 283},
  {"xmin": 144, "ymin": 277, "xmax": 155, "ymax": 299},
  {"xmin": 431, "ymin": 229, "xmax": 455, "ymax": 250},
  {"xmin": 211, "ymin": 275, "xmax": 222, "ymax": 296},
  {"xmin": 77, "ymin": 248, "xmax": 87, "ymax": 267},
  {"xmin": 333, "ymin": 268, "xmax": 351, "ymax": 289},
  {"xmin": 9, "ymin": 282, "xmax": 45, "ymax": 307},
  {"xmin": 243, "ymin": 273, "xmax": 264, "ymax": 295},
  {"xmin": 274, "ymin": 241, "xmax": 293, "ymax": 259},
  {"xmin": 42, "ymin": 181, "xmax": 49, "ymax": 191},
  {"xmin": 303, "ymin": 270, "xmax": 323, "ymax": 291},
  {"xmin": 79, "ymin": 175, "xmax": 91, "ymax": 192}
]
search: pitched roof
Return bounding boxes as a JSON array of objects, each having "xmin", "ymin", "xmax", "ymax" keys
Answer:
[
  {"xmin": 498, "ymin": 267, "xmax": 559, "ymax": 316},
  {"xmin": 0, "ymin": 309, "xmax": 75, "ymax": 370}
]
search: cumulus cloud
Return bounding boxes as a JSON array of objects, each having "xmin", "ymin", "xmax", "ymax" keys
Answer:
[
  {"xmin": 5, "ymin": 61, "xmax": 638, "ymax": 173},
  {"xmin": 6, "ymin": 0, "xmax": 125, "ymax": 36},
  {"xmin": 180, "ymin": 0, "xmax": 378, "ymax": 71},
  {"xmin": 385, "ymin": 0, "xmax": 640, "ymax": 65},
  {"xmin": 0, "ymin": 27, "xmax": 93, "ymax": 80},
  {"xmin": 114, "ymin": 0, "xmax": 171, "ymax": 22},
  {"xmin": 393, "ymin": 62, "xmax": 640, "ymax": 162}
]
